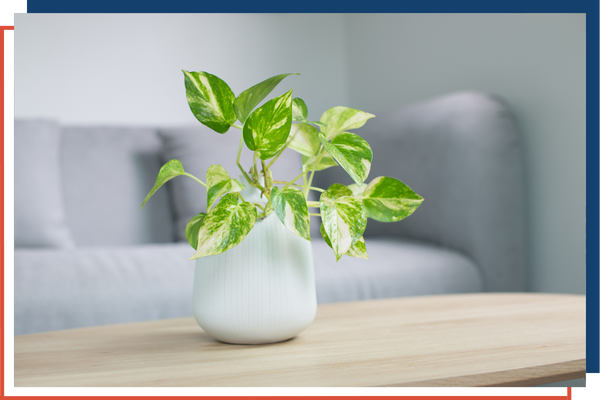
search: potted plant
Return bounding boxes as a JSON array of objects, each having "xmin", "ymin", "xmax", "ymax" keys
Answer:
[{"xmin": 143, "ymin": 71, "xmax": 423, "ymax": 344}]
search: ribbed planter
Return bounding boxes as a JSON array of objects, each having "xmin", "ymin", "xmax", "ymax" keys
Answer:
[{"xmin": 192, "ymin": 212, "xmax": 317, "ymax": 344}]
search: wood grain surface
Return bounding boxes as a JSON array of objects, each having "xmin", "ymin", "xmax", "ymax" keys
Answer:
[{"xmin": 14, "ymin": 293, "xmax": 585, "ymax": 387}]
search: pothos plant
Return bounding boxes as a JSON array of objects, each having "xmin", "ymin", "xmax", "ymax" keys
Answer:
[{"xmin": 143, "ymin": 71, "xmax": 423, "ymax": 261}]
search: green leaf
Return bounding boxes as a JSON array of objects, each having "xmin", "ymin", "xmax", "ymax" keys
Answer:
[
  {"xmin": 325, "ymin": 183, "xmax": 353, "ymax": 199},
  {"xmin": 234, "ymin": 73, "xmax": 299, "ymax": 124},
  {"xmin": 185, "ymin": 212, "xmax": 206, "ymax": 250},
  {"xmin": 243, "ymin": 89, "xmax": 293, "ymax": 160},
  {"xmin": 190, "ymin": 193, "xmax": 257, "ymax": 260},
  {"xmin": 319, "ymin": 184, "xmax": 367, "ymax": 261},
  {"xmin": 345, "ymin": 236, "xmax": 369, "ymax": 259},
  {"xmin": 271, "ymin": 186, "xmax": 311, "ymax": 241},
  {"xmin": 348, "ymin": 183, "xmax": 368, "ymax": 198},
  {"xmin": 206, "ymin": 165, "xmax": 246, "ymax": 209},
  {"xmin": 142, "ymin": 159, "xmax": 186, "ymax": 208},
  {"xmin": 362, "ymin": 176, "xmax": 424, "ymax": 222},
  {"xmin": 287, "ymin": 123, "xmax": 320, "ymax": 157},
  {"xmin": 302, "ymin": 153, "xmax": 338, "ymax": 171},
  {"xmin": 320, "ymin": 132, "xmax": 373, "ymax": 185},
  {"xmin": 320, "ymin": 106, "xmax": 375, "ymax": 140},
  {"xmin": 320, "ymin": 224, "xmax": 368, "ymax": 260},
  {"xmin": 292, "ymin": 98, "xmax": 308, "ymax": 121},
  {"xmin": 183, "ymin": 70, "xmax": 236, "ymax": 133}
]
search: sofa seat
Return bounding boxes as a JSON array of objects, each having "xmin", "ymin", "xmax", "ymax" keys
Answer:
[{"xmin": 14, "ymin": 239, "xmax": 482, "ymax": 335}]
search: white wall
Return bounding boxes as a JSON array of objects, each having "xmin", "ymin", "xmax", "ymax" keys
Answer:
[
  {"xmin": 15, "ymin": 14, "xmax": 348, "ymax": 126},
  {"xmin": 343, "ymin": 14, "xmax": 586, "ymax": 294},
  {"xmin": 14, "ymin": 13, "xmax": 586, "ymax": 294}
]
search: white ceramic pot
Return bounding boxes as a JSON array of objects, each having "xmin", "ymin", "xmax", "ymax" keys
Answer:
[{"xmin": 192, "ymin": 211, "xmax": 317, "ymax": 344}]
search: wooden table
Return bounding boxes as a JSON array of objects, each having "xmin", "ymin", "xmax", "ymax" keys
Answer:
[{"xmin": 14, "ymin": 293, "xmax": 585, "ymax": 387}]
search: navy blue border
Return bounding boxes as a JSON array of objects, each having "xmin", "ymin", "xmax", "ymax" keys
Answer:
[
  {"xmin": 23, "ymin": 0, "xmax": 591, "ymax": 13},
  {"xmin": 23, "ymin": 0, "xmax": 600, "ymax": 374}
]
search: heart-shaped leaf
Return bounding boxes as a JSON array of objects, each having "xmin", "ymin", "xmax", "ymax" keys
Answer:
[
  {"xmin": 142, "ymin": 159, "xmax": 186, "ymax": 208},
  {"xmin": 320, "ymin": 224, "xmax": 368, "ymax": 260},
  {"xmin": 320, "ymin": 132, "xmax": 373, "ymax": 185},
  {"xmin": 271, "ymin": 186, "xmax": 311, "ymax": 241},
  {"xmin": 302, "ymin": 153, "xmax": 338, "ymax": 171},
  {"xmin": 320, "ymin": 184, "xmax": 367, "ymax": 261},
  {"xmin": 206, "ymin": 165, "xmax": 246, "ymax": 209},
  {"xmin": 185, "ymin": 212, "xmax": 207, "ymax": 250},
  {"xmin": 362, "ymin": 176, "xmax": 424, "ymax": 222},
  {"xmin": 288, "ymin": 123, "xmax": 320, "ymax": 157},
  {"xmin": 190, "ymin": 193, "xmax": 257, "ymax": 260},
  {"xmin": 292, "ymin": 97, "xmax": 308, "ymax": 121},
  {"xmin": 183, "ymin": 70, "xmax": 236, "ymax": 133},
  {"xmin": 243, "ymin": 89, "xmax": 293, "ymax": 160},
  {"xmin": 320, "ymin": 106, "xmax": 375, "ymax": 140},
  {"xmin": 234, "ymin": 73, "xmax": 298, "ymax": 124}
]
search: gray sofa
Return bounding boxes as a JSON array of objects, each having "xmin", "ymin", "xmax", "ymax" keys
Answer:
[{"xmin": 14, "ymin": 91, "xmax": 525, "ymax": 335}]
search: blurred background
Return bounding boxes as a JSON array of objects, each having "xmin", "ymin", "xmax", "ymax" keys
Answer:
[{"xmin": 15, "ymin": 13, "xmax": 585, "ymax": 295}]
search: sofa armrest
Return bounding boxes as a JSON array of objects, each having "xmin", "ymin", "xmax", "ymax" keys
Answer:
[{"xmin": 313, "ymin": 92, "xmax": 526, "ymax": 292}]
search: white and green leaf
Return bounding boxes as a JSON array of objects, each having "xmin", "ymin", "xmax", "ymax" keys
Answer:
[
  {"xmin": 206, "ymin": 164, "xmax": 246, "ymax": 209},
  {"xmin": 320, "ymin": 106, "xmax": 375, "ymax": 140},
  {"xmin": 287, "ymin": 123, "xmax": 320, "ymax": 157},
  {"xmin": 243, "ymin": 89, "xmax": 293, "ymax": 160},
  {"xmin": 292, "ymin": 97, "xmax": 308, "ymax": 121},
  {"xmin": 348, "ymin": 183, "xmax": 368, "ymax": 198},
  {"xmin": 362, "ymin": 176, "xmax": 424, "ymax": 222},
  {"xmin": 271, "ymin": 186, "xmax": 311, "ymax": 241},
  {"xmin": 302, "ymin": 153, "xmax": 338, "ymax": 172},
  {"xmin": 183, "ymin": 70, "xmax": 236, "ymax": 133},
  {"xmin": 185, "ymin": 212, "xmax": 207, "ymax": 250},
  {"xmin": 190, "ymin": 193, "xmax": 257, "ymax": 260},
  {"xmin": 234, "ymin": 73, "xmax": 299, "ymax": 124},
  {"xmin": 320, "ymin": 224, "xmax": 368, "ymax": 260},
  {"xmin": 320, "ymin": 132, "xmax": 373, "ymax": 185},
  {"xmin": 142, "ymin": 159, "xmax": 186, "ymax": 208},
  {"xmin": 319, "ymin": 184, "xmax": 367, "ymax": 261}
]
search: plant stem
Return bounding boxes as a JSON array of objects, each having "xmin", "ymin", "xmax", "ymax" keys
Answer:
[
  {"xmin": 232, "ymin": 124, "xmax": 243, "ymax": 130},
  {"xmin": 304, "ymin": 146, "xmax": 325, "ymax": 198},
  {"xmin": 238, "ymin": 192, "xmax": 246, "ymax": 202},
  {"xmin": 252, "ymin": 202, "xmax": 265, "ymax": 211},
  {"xmin": 306, "ymin": 201, "xmax": 320, "ymax": 208},
  {"xmin": 183, "ymin": 172, "xmax": 207, "ymax": 188},
  {"xmin": 283, "ymin": 171, "xmax": 308, "ymax": 190},
  {"xmin": 236, "ymin": 132, "xmax": 253, "ymax": 185},
  {"xmin": 310, "ymin": 186, "xmax": 325, "ymax": 192},
  {"xmin": 309, "ymin": 212, "xmax": 321, "ymax": 217}
]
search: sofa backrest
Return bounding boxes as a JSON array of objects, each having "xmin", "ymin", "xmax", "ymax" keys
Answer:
[
  {"xmin": 312, "ymin": 92, "xmax": 526, "ymax": 292},
  {"xmin": 61, "ymin": 126, "xmax": 175, "ymax": 246}
]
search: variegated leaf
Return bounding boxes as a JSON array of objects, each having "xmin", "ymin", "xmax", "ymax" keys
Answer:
[
  {"xmin": 190, "ymin": 193, "xmax": 257, "ymax": 260},
  {"xmin": 292, "ymin": 97, "xmax": 308, "ymax": 121},
  {"xmin": 320, "ymin": 185, "xmax": 367, "ymax": 261},
  {"xmin": 183, "ymin": 70, "xmax": 236, "ymax": 133},
  {"xmin": 271, "ymin": 186, "xmax": 311, "ymax": 241},
  {"xmin": 320, "ymin": 106, "xmax": 375, "ymax": 139},
  {"xmin": 320, "ymin": 224, "xmax": 368, "ymax": 260},
  {"xmin": 234, "ymin": 73, "xmax": 298, "ymax": 124},
  {"xmin": 142, "ymin": 159, "xmax": 186, "ymax": 208},
  {"xmin": 302, "ymin": 153, "xmax": 338, "ymax": 171},
  {"xmin": 206, "ymin": 165, "xmax": 246, "ymax": 209},
  {"xmin": 185, "ymin": 212, "xmax": 206, "ymax": 250},
  {"xmin": 320, "ymin": 132, "xmax": 373, "ymax": 185},
  {"xmin": 362, "ymin": 176, "xmax": 424, "ymax": 222},
  {"xmin": 243, "ymin": 89, "xmax": 293, "ymax": 160},
  {"xmin": 348, "ymin": 183, "xmax": 368, "ymax": 198},
  {"xmin": 288, "ymin": 123, "xmax": 320, "ymax": 157}
]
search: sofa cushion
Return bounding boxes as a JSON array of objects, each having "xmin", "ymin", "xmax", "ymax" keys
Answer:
[
  {"xmin": 159, "ymin": 125, "xmax": 303, "ymax": 241},
  {"xmin": 14, "ymin": 238, "xmax": 482, "ymax": 335},
  {"xmin": 313, "ymin": 238, "xmax": 483, "ymax": 304},
  {"xmin": 14, "ymin": 119, "xmax": 75, "ymax": 248},
  {"xmin": 61, "ymin": 126, "xmax": 174, "ymax": 246}
]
